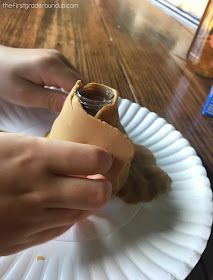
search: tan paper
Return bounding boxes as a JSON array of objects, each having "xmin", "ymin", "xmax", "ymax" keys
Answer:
[
  {"xmin": 47, "ymin": 80, "xmax": 135, "ymax": 195},
  {"xmin": 47, "ymin": 81, "xmax": 171, "ymax": 203}
]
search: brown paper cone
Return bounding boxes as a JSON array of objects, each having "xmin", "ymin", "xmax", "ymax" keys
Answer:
[
  {"xmin": 47, "ymin": 80, "xmax": 171, "ymax": 203},
  {"xmin": 47, "ymin": 80, "xmax": 135, "ymax": 195}
]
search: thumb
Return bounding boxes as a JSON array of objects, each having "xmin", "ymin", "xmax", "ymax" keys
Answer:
[
  {"xmin": 41, "ymin": 88, "xmax": 67, "ymax": 112},
  {"xmin": 21, "ymin": 81, "xmax": 67, "ymax": 112},
  {"xmin": 50, "ymin": 65, "xmax": 87, "ymax": 92}
]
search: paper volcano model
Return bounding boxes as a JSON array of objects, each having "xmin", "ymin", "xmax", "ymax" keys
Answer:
[{"xmin": 47, "ymin": 81, "xmax": 171, "ymax": 203}]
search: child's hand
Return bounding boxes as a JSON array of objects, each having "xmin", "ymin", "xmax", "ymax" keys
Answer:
[
  {"xmin": 0, "ymin": 46, "xmax": 83, "ymax": 112},
  {"xmin": 0, "ymin": 133, "xmax": 112, "ymax": 255}
]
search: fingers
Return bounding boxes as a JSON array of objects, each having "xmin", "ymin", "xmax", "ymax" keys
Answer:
[
  {"xmin": 42, "ymin": 55, "xmax": 86, "ymax": 92},
  {"xmin": 46, "ymin": 176, "xmax": 112, "ymax": 210},
  {"xmin": 0, "ymin": 225, "xmax": 71, "ymax": 256},
  {"xmin": 31, "ymin": 208, "xmax": 92, "ymax": 233},
  {"xmin": 40, "ymin": 139, "xmax": 113, "ymax": 176},
  {"xmin": 27, "ymin": 225, "xmax": 71, "ymax": 244},
  {"xmin": 41, "ymin": 88, "xmax": 67, "ymax": 112},
  {"xmin": 0, "ymin": 208, "xmax": 92, "ymax": 255},
  {"xmin": 55, "ymin": 61, "xmax": 88, "ymax": 89},
  {"xmin": 15, "ymin": 50, "xmax": 87, "ymax": 112},
  {"xmin": 51, "ymin": 66, "xmax": 81, "ymax": 92},
  {"xmin": 15, "ymin": 63, "xmax": 84, "ymax": 112},
  {"xmin": 50, "ymin": 53, "xmax": 88, "ymax": 88},
  {"xmin": 21, "ymin": 81, "xmax": 67, "ymax": 112}
]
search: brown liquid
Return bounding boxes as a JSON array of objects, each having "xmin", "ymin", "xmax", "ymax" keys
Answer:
[
  {"xmin": 81, "ymin": 104, "xmax": 98, "ymax": 116},
  {"xmin": 79, "ymin": 88, "xmax": 112, "ymax": 101},
  {"xmin": 77, "ymin": 84, "xmax": 114, "ymax": 116}
]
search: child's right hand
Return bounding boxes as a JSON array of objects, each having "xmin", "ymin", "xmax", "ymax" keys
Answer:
[{"xmin": 0, "ymin": 133, "xmax": 112, "ymax": 255}]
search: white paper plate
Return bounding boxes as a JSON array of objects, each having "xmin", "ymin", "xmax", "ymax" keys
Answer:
[{"xmin": 0, "ymin": 97, "xmax": 212, "ymax": 280}]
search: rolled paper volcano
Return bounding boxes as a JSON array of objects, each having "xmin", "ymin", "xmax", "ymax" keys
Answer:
[
  {"xmin": 47, "ymin": 80, "xmax": 135, "ymax": 194},
  {"xmin": 47, "ymin": 80, "xmax": 171, "ymax": 202}
]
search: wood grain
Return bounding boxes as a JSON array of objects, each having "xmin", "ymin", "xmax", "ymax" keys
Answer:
[
  {"xmin": 0, "ymin": 0, "xmax": 212, "ymax": 279},
  {"xmin": 95, "ymin": 0, "xmax": 213, "ymax": 180}
]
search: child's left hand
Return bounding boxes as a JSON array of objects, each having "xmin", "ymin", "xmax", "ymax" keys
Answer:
[{"xmin": 0, "ymin": 46, "xmax": 83, "ymax": 112}]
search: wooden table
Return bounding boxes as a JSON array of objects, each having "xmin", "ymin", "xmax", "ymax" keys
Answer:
[{"xmin": 0, "ymin": 0, "xmax": 212, "ymax": 278}]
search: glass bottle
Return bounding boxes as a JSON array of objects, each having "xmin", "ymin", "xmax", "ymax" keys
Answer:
[
  {"xmin": 186, "ymin": 0, "xmax": 213, "ymax": 78},
  {"xmin": 76, "ymin": 85, "xmax": 114, "ymax": 116}
]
